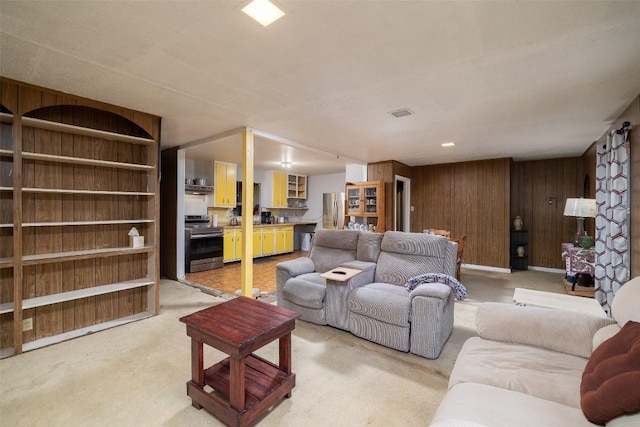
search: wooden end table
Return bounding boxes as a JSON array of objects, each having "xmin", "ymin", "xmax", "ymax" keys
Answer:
[
  {"xmin": 320, "ymin": 267, "xmax": 362, "ymax": 330},
  {"xmin": 179, "ymin": 296, "xmax": 300, "ymax": 427}
]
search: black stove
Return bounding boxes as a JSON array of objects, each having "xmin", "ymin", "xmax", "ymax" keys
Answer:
[{"xmin": 184, "ymin": 215, "xmax": 224, "ymax": 272}]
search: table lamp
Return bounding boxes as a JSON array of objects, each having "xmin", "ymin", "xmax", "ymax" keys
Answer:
[{"xmin": 563, "ymin": 198, "xmax": 596, "ymax": 247}]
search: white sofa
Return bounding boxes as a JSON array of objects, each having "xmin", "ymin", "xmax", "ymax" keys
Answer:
[{"xmin": 431, "ymin": 276, "xmax": 640, "ymax": 427}]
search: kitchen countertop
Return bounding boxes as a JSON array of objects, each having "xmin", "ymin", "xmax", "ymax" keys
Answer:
[{"xmin": 222, "ymin": 222, "xmax": 317, "ymax": 230}]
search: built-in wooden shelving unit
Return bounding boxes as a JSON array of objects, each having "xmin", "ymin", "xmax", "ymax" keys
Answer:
[{"xmin": 0, "ymin": 77, "xmax": 161, "ymax": 358}]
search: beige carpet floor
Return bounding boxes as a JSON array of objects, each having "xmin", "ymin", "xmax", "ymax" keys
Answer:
[{"xmin": 0, "ymin": 268, "xmax": 566, "ymax": 426}]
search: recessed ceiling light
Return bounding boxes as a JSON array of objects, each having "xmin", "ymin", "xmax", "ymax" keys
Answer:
[
  {"xmin": 242, "ymin": 0, "xmax": 285, "ymax": 27},
  {"xmin": 389, "ymin": 108, "xmax": 413, "ymax": 118},
  {"xmin": 441, "ymin": 142, "xmax": 455, "ymax": 147}
]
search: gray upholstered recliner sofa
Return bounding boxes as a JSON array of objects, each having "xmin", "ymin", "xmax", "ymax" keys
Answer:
[
  {"xmin": 348, "ymin": 231, "xmax": 458, "ymax": 358},
  {"xmin": 276, "ymin": 229, "xmax": 459, "ymax": 359}
]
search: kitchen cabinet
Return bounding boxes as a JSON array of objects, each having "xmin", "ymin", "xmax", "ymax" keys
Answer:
[
  {"xmin": 275, "ymin": 225, "xmax": 294, "ymax": 253},
  {"xmin": 253, "ymin": 228, "xmax": 275, "ymax": 257},
  {"xmin": 0, "ymin": 77, "xmax": 160, "ymax": 358},
  {"xmin": 272, "ymin": 171, "xmax": 288, "ymax": 208},
  {"xmin": 213, "ymin": 161, "xmax": 237, "ymax": 207},
  {"xmin": 224, "ymin": 229, "xmax": 242, "ymax": 262},
  {"xmin": 287, "ymin": 174, "xmax": 307, "ymax": 200},
  {"xmin": 345, "ymin": 180, "xmax": 385, "ymax": 232}
]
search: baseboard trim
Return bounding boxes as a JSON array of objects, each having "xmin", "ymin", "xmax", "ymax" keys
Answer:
[
  {"xmin": 462, "ymin": 264, "xmax": 512, "ymax": 274},
  {"xmin": 462, "ymin": 264, "xmax": 565, "ymax": 274}
]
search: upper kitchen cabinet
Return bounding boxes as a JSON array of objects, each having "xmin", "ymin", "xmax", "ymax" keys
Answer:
[
  {"xmin": 287, "ymin": 174, "xmax": 307, "ymax": 199},
  {"xmin": 345, "ymin": 180, "xmax": 385, "ymax": 232},
  {"xmin": 263, "ymin": 170, "xmax": 287, "ymax": 208},
  {"xmin": 213, "ymin": 161, "xmax": 236, "ymax": 207}
]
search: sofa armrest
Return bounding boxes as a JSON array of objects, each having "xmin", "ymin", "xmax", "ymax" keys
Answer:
[
  {"xmin": 410, "ymin": 282, "xmax": 452, "ymax": 300},
  {"xmin": 276, "ymin": 257, "xmax": 316, "ymax": 277},
  {"xmin": 476, "ymin": 302, "xmax": 616, "ymax": 358}
]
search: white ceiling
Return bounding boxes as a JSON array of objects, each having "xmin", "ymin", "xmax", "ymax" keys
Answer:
[{"xmin": 2, "ymin": 1, "xmax": 640, "ymax": 175}]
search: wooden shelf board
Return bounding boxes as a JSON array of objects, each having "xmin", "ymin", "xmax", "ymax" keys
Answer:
[
  {"xmin": 0, "ymin": 347, "xmax": 15, "ymax": 360},
  {"xmin": 21, "ymin": 116, "xmax": 155, "ymax": 145},
  {"xmin": 0, "ymin": 301, "xmax": 14, "ymax": 314},
  {"xmin": 0, "ymin": 223, "xmax": 13, "ymax": 228},
  {"xmin": 22, "ymin": 151, "xmax": 154, "ymax": 170},
  {"xmin": 22, "ymin": 187, "xmax": 154, "ymax": 196},
  {"xmin": 21, "ymin": 278, "xmax": 154, "ymax": 310},
  {"xmin": 0, "ymin": 149, "xmax": 14, "ymax": 157},
  {"xmin": 562, "ymin": 278, "xmax": 595, "ymax": 298},
  {"xmin": 21, "ymin": 311, "xmax": 154, "ymax": 353},
  {"xmin": 22, "ymin": 245, "xmax": 155, "ymax": 265},
  {"xmin": 0, "ymin": 187, "xmax": 14, "ymax": 192},
  {"xmin": 0, "ymin": 257, "xmax": 13, "ymax": 268},
  {"xmin": 0, "ymin": 112, "xmax": 13, "ymax": 123},
  {"xmin": 23, "ymin": 219, "xmax": 154, "ymax": 227}
]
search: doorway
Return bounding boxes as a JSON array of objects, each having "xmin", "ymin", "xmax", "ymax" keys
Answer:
[{"xmin": 394, "ymin": 175, "xmax": 411, "ymax": 232}]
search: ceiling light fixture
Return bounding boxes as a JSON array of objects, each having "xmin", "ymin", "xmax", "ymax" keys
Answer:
[
  {"xmin": 242, "ymin": 0, "xmax": 285, "ymax": 27},
  {"xmin": 281, "ymin": 161, "xmax": 292, "ymax": 168},
  {"xmin": 441, "ymin": 142, "xmax": 455, "ymax": 147}
]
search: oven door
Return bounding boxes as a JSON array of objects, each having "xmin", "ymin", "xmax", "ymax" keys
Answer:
[{"xmin": 185, "ymin": 231, "xmax": 224, "ymax": 272}]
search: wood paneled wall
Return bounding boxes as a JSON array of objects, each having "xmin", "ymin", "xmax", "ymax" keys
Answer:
[
  {"xmin": 410, "ymin": 159, "xmax": 511, "ymax": 269},
  {"xmin": 511, "ymin": 158, "xmax": 584, "ymax": 269}
]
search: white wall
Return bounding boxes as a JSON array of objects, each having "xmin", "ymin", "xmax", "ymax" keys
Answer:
[
  {"xmin": 346, "ymin": 163, "xmax": 367, "ymax": 182},
  {"xmin": 304, "ymin": 172, "xmax": 347, "ymax": 230}
]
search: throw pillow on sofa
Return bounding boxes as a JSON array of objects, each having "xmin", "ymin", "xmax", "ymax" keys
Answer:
[{"xmin": 580, "ymin": 320, "xmax": 640, "ymax": 425}]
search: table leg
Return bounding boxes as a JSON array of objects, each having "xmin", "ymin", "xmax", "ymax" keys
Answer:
[
  {"xmin": 229, "ymin": 355, "xmax": 246, "ymax": 412},
  {"xmin": 279, "ymin": 333, "xmax": 293, "ymax": 398},
  {"xmin": 190, "ymin": 338, "xmax": 204, "ymax": 409}
]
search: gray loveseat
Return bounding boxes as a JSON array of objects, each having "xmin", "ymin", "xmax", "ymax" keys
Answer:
[{"xmin": 276, "ymin": 229, "xmax": 459, "ymax": 359}]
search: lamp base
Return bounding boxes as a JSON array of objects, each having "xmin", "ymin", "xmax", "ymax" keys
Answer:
[{"xmin": 573, "ymin": 217, "xmax": 586, "ymax": 247}]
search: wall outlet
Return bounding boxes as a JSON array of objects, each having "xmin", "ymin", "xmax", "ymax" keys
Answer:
[{"xmin": 22, "ymin": 318, "xmax": 33, "ymax": 331}]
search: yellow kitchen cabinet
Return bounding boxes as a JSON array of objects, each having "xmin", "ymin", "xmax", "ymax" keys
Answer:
[
  {"xmin": 224, "ymin": 229, "xmax": 242, "ymax": 262},
  {"xmin": 262, "ymin": 228, "xmax": 275, "ymax": 255},
  {"xmin": 272, "ymin": 171, "xmax": 288, "ymax": 208},
  {"xmin": 253, "ymin": 228, "xmax": 276, "ymax": 257},
  {"xmin": 214, "ymin": 161, "xmax": 237, "ymax": 207},
  {"xmin": 275, "ymin": 225, "xmax": 294, "ymax": 254}
]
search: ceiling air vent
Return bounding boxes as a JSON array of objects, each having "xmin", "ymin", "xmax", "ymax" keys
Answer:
[{"xmin": 389, "ymin": 108, "xmax": 413, "ymax": 118}]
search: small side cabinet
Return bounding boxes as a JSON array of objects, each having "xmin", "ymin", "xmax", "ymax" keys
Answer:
[{"xmin": 510, "ymin": 230, "xmax": 528, "ymax": 270}]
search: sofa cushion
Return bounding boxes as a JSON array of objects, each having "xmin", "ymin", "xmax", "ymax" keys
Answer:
[
  {"xmin": 431, "ymin": 383, "xmax": 595, "ymax": 427},
  {"xmin": 611, "ymin": 276, "xmax": 640, "ymax": 327},
  {"xmin": 580, "ymin": 321, "xmax": 640, "ymax": 425},
  {"xmin": 282, "ymin": 278, "xmax": 326, "ymax": 309},
  {"xmin": 309, "ymin": 230, "xmax": 360, "ymax": 273},
  {"xmin": 348, "ymin": 283, "xmax": 411, "ymax": 327},
  {"xmin": 356, "ymin": 232, "xmax": 383, "ymax": 262},
  {"xmin": 449, "ymin": 337, "xmax": 587, "ymax": 408}
]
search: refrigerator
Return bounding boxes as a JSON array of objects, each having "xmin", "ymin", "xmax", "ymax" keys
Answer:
[{"xmin": 322, "ymin": 192, "xmax": 345, "ymax": 229}]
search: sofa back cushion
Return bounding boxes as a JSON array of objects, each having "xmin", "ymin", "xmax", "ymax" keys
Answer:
[
  {"xmin": 374, "ymin": 232, "xmax": 452, "ymax": 286},
  {"xmin": 611, "ymin": 276, "xmax": 640, "ymax": 327},
  {"xmin": 356, "ymin": 232, "xmax": 383, "ymax": 262},
  {"xmin": 309, "ymin": 229, "xmax": 360, "ymax": 273}
]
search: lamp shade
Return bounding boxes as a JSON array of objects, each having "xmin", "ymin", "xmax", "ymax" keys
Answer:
[{"xmin": 563, "ymin": 198, "xmax": 596, "ymax": 218}]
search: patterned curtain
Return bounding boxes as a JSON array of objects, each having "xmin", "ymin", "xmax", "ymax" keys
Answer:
[{"xmin": 594, "ymin": 128, "xmax": 631, "ymax": 314}]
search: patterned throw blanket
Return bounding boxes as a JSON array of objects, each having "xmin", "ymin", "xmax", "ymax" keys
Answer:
[{"xmin": 405, "ymin": 273, "xmax": 468, "ymax": 301}]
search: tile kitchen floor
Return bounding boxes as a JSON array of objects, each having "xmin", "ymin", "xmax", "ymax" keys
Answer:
[{"xmin": 184, "ymin": 250, "xmax": 307, "ymax": 296}]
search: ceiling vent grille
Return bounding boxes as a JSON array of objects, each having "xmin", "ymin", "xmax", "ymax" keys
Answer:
[{"xmin": 389, "ymin": 108, "xmax": 413, "ymax": 118}]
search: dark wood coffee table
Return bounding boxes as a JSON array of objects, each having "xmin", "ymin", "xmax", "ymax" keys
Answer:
[{"xmin": 179, "ymin": 296, "xmax": 300, "ymax": 427}]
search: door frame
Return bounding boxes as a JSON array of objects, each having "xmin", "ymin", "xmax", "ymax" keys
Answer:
[{"xmin": 394, "ymin": 175, "xmax": 411, "ymax": 232}]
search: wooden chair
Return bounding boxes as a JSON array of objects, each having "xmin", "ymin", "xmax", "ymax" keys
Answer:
[
  {"xmin": 433, "ymin": 229, "xmax": 451, "ymax": 238},
  {"xmin": 451, "ymin": 235, "xmax": 466, "ymax": 280}
]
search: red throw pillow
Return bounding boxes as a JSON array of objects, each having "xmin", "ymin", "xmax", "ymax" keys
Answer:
[{"xmin": 580, "ymin": 321, "xmax": 640, "ymax": 425}]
